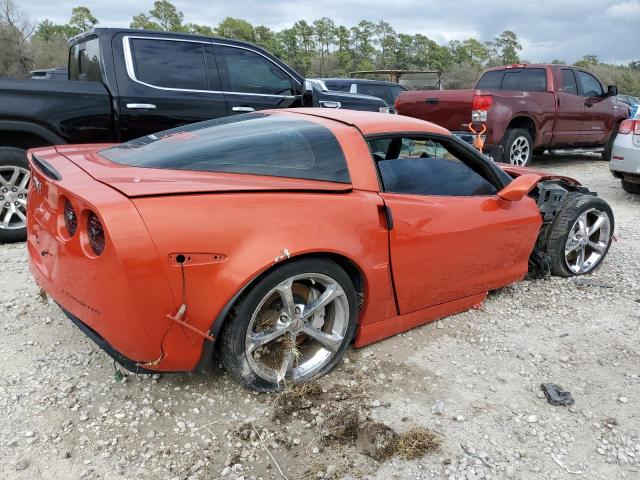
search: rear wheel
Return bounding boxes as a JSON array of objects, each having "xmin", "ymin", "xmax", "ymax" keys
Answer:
[
  {"xmin": 219, "ymin": 258, "xmax": 357, "ymax": 391},
  {"xmin": 621, "ymin": 179, "xmax": 640, "ymax": 194},
  {"xmin": 0, "ymin": 147, "xmax": 30, "ymax": 243},
  {"xmin": 544, "ymin": 194, "xmax": 614, "ymax": 277},
  {"xmin": 501, "ymin": 128, "xmax": 533, "ymax": 166}
]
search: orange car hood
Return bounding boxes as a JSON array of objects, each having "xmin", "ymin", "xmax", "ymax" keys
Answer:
[{"xmin": 55, "ymin": 144, "xmax": 352, "ymax": 197}]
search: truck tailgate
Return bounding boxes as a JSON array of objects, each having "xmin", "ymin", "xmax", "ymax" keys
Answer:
[{"xmin": 396, "ymin": 89, "xmax": 475, "ymax": 131}]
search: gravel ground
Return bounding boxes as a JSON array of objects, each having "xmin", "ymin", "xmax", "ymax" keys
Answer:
[{"xmin": 1, "ymin": 153, "xmax": 639, "ymax": 480}]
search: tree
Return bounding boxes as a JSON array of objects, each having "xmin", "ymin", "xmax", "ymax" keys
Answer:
[
  {"xmin": 0, "ymin": 0, "xmax": 35, "ymax": 75},
  {"xmin": 69, "ymin": 6, "xmax": 97, "ymax": 33},
  {"xmin": 376, "ymin": 21, "xmax": 396, "ymax": 69},
  {"xmin": 131, "ymin": 0, "xmax": 184, "ymax": 32},
  {"xmin": 334, "ymin": 25, "xmax": 354, "ymax": 74},
  {"xmin": 216, "ymin": 17, "xmax": 255, "ymax": 42},
  {"xmin": 313, "ymin": 17, "xmax": 335, "ymax": 76},
  {"xmin": 254, "ymin": 25, "xmax": 282, "ymax": 57},
  {"xmin": 495, "ymin": 30, "xmax": 521, "ymax": 64},
  {"xmin": 461, "ymin": 38, "xmax": 489, "ymax": 68},
  {"xmin": 350, "ymin": 20, "xmax": 376, "ymax": 70}
]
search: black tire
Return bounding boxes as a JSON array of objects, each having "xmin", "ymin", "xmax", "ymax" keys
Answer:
[
  {"xmin": 621, "ymin": 179, "xmax": 640, "ymax": 194},
  {"xmin": 218, "ymin": 258, "xmax": 357, "ymax": 392},
  {"xmin": 533, "ymin": 147, "xmax": 546, "ymax": 156},
  {"xmin": 544, "ymin": 194, "xmax": 614, "ymax": 277},
  {"xmin": 0, "ymin": 147, "xmax": 29, "ymax": 243},
  {"xmin": 501, "ymin": 128, "xmax": 533, "ymax": 166},
  {"xmin": 602, "ymin": 122, "xmax": 620, "ymax": 162}
]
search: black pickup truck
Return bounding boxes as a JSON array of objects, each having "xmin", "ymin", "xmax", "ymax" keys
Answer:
[{"xmin": 0, "ymin": 28, "xmax": 388, "ymax": 242}]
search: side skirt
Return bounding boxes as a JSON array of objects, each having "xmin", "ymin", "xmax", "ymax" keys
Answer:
[{"xmin": 353, "ymin": 293, "xmax": 487, "ymax": 347}]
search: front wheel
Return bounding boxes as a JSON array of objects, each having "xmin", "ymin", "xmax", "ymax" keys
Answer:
[
  {"xmin": 544, "ymin": 194, "xmax": 614, "ymax": 277},
  {"xmin": 0, "ymin": 147, "xmax": 30, "ymax": 243},
  {"xmin": 218, "ymin": 258, "xmax": 357, "ymax": 391},
  {"xmin": 501, "ymin": 128, "xmax": 533, "ymax": 166}
]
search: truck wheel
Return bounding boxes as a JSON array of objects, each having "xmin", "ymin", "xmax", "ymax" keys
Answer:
[
  {"xmin": 218, "ymin": 258, "xmax": 357, "ymax": 391},
  {"xmin": 602, "ymin": 122, "xmax": 620, "ymax": 162},
  {"xmin": 501, "ymin": 128, "xmax": 533, "ymax": 166},
  {"xmin": 0, "ymin": 147, "xmax": 30, "ymax": 243},
  {"xmin": 621, "ymin": 179, "xmax": 640, "ymax": 194},
  {"xmin": 544, "ymin": 194, "xmax": 614, "ymax": 277}
]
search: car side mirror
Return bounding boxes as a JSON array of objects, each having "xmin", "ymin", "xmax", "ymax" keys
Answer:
[
  {"xmin": 497, "ymin": 174, "xmax": 540, "ymax": 202},
  {"xmin": 302, "ymin": 80, "xmax": 315, "ymax": 107},
  {"xmin": 607, "ymin": 85, "xmax": 618, "ymax": 97}
]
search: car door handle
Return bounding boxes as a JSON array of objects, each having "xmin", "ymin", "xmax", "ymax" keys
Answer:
[
  {"xmin": 232, "ymin": 106, "xmax": 255, "ymax": 112},
  {"xmin": 126, "ymin": 103, "xmax": 157, "ymax": 110},
  {"xmin": 425, "ymin": 98, "xmax": 439, "ymax": 105}
]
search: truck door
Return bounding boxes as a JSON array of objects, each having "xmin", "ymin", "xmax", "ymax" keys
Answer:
[
  {"xmin": 575, "ymin": 70, "xmax": 611, "ymax": 145},
  {"xmin": 212, "ymin": 44, "xmax": 302, "ymax": 115},
  {"xmin": 112, "ymin": 35, "xmax": 228, "ymax": 141},
  {"xmin": 554, "ymin": 68, "xmax": 585, "ymax": 145}
]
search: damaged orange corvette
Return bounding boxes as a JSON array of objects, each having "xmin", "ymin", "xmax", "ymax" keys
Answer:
[{"xmin": 27, "ymin": 109, "xmax": 614, "ymax": 391}]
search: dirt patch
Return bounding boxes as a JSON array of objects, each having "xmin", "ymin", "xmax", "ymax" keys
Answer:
[{"xmin": 395, "ymin": 427, "xmax": 442, "ymax": 460}]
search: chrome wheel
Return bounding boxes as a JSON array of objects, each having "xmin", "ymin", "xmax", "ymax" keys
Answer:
[
  {"xmin": 510, "ymin": 136, "xmax": 530, "ymax": 166},
  {"xmin": 564, "ymin": 208, "xmax": 612, "ymax": 274},
  {"xmin": 245, "ymin": 273, "xmax": 349, "ymax": 385},
  {"xmin": 0, "ymin": 166, "xmax": 30, "ymax": 230}
]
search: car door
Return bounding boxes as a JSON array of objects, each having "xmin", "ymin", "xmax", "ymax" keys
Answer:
[
  {"xmin": 213, "ymin": 44, "xmax": 302, "ymax": 115},
  {"xmin": 369, "ymin": 135, "xmax": 541, "ymax": 315},
  {"xmin": 575, "ymin": 69, "xmax": 611, "ymax": 144},
  {"xmin": 113, "ymin": 35, "xmax": 228, "ymax": 141},
  {"xmin": 554, "ymin": 68, "xmax": 585, "ymax": 145}
]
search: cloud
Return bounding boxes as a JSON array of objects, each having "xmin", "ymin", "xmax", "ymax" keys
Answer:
[
  {"xmin": 606, "ymin": 1, "xmax": 640, "ymax": 20},
  {"xmin": 20, "ymin": 0, "xmax": 639, "ymax": 64}
]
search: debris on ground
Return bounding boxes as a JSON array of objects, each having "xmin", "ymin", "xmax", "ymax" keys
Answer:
[
  {"xmin": 395, "ymin": 427, "xmax": 442, "ymax": 460},
  {"xmin": 541, "ymin": 383, "xmax": 575, "ymax": 406},
  {"xmin": 356, "ymin": 421, "xmax": 398, "ymax": 460}
]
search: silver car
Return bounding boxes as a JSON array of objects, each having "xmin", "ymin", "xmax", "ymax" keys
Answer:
[{"xmin": 611, "ymin": 118, "xmax": 640, "ymax": 194}]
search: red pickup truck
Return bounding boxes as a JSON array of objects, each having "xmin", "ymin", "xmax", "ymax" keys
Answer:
[{"xmin": 395, "ymin": 64, "xmax": 628, "ymax": 165}]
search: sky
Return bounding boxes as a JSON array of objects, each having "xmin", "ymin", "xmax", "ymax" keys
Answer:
[{"xmin": 22, "ymin": 0, "xmax": 640, "ymax": 64}]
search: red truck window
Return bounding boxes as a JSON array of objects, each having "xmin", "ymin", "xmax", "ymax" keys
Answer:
[
  {"xmin": 501, "ymin": 69, "xmax": 547, "ymax": 91},
  {"xmin": 561, "ymin": 69, "xmax": 578, "ymax": 95},
  {"xmin": 476, "ymin": 68, "xmax": 546, "ymax": 92}
]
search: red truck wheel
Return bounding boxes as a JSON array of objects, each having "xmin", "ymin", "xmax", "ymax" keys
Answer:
[{"xmin": 501, "ymin": 128, "xmax": 533, "ymax": 166}]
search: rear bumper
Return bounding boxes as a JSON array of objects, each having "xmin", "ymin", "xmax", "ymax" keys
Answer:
[
  {"xmin": 611, "ymin": 137, "xmax": 640, "ymax": 176},
  {"xmin": 60, "ymin": 306, "xmax": 159, "ymax": 374}
]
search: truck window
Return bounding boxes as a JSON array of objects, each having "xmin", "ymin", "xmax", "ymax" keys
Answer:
[
  {"xmin": 576, "ymin": 71, "xmax": 603, "ymax": 97},
  {"xmin": 561, "ymin": 69, "xmax": 578, "ymax": 95},
  {"xmin": 359, "ymin": 84, "xmax": 391, "ymax": 103},
  {"xmin": 216, "ymin": 46, "xmax": 294, "ymax": 96},
  {"xmin": 129, "ymin": 38, "xmax": 208, "ymax": 91},
  {"xmin": 501, "ymin": 69, "xmax": 547, "ymax": 91},
  {"xmin": 475, "ymin": 70, "xmax": 504, "ymax": 89},
  {"xmin": 325, "ymin": 82, "xmax": 350, "ymax": 92},
  {"xmin": 69, "ymin": 38, "xmax": 101, "ymax": 81}
]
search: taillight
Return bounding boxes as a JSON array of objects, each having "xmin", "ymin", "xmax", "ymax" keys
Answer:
[
  {"xmin": 618, "ymin": 119, "xmax": 640, "ymax": 135},
  {"xmin": 63, "ymin": 199, "xmax": 77, "ymax": 237},
  {"xmin": 87, "ymin": 212, "xmax": 105, "ymax": 256},
  {"xmin": 472, "ymin": 95, "xmax": 493, "ymax": 122}
]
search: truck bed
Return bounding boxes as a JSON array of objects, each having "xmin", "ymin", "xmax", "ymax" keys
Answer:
[{"xmin": 0, "ymin": 79, "xmax": 113, "ymax": 144}]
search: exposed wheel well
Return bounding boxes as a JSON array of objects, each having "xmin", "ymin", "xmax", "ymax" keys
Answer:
[
  {"xmin": 0, "ymin": 131, "xmax": 52, "ymax": 150},
  {"xmin": 211, "ymin": 252, "xmax": 366, "ymax": 347},
  {"xmin": 507, "ymin": 116, "xmax": 536, "ymax": 142}
]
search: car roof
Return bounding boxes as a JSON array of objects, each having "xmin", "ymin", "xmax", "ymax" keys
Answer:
[{"xmin": 275, "ymin": 108, "xmax": 450, "ymax": 136}]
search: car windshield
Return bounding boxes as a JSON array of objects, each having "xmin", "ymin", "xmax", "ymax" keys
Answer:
[{"xmin": 100, "ymin": 113, "xmax": 350, "ymax": 183}]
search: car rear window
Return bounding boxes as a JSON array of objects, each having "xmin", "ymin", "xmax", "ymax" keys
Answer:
[
  {"xmin": 475, "ymin": 70, "xmax": 504, "ymax": 89},
  {"xmin": 100, "ymin": 113, "xmax": 350, "ymax": 183}
]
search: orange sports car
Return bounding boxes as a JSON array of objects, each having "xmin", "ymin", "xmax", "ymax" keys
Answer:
[{"xmin": 27, "ymin": 109, "xmax": 614, "ymax": 391}]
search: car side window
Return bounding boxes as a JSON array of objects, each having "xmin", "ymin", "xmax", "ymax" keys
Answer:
[
  {"xmin": 130, "ymin": 39, "xmax": 208, "ymax": 91},
  {"xmin": 216, "ymin": 46, "xmax": 294, "ymax": 96},
  {"xmin": 561, "ymin": 69, "xmax": 578, "ymax": 95},
  {"xmin": 368, "ymin": 136, "xmax": 498, "ymax": 196},
  {"xmin": 576, "ymin": 71, "xmax": 603, "ymax": 97}
]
